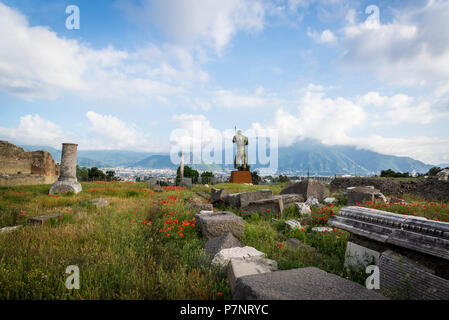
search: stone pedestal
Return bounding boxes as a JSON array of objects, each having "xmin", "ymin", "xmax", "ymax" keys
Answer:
[
  {"xmin": 230, "ymin": 170, "xmax": 252, "ymax": 184},
  {"xmin": 49, "ymin": 143, "xmax": 82, "ymax": 194}
]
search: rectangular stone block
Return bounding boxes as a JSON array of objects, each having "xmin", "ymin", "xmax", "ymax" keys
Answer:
[
  {"xmin": 195, "ymin": 211, "xmax": 244, "ymax": 239},
  {"xmin": 27, "ymin": 213, "xmax": 64, "ymax": 226},
  {"xmin": 379, "ymin": 250, "xmax": 449, "ymax": 300},
  {"xmin": 233, "ymin": 267, "xmax": 387, "ymax": 300},
  {"xmin": 242, "ymin": 197, "xmax": 284, "ymax": 216}
]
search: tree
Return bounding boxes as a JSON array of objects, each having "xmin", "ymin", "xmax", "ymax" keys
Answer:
[
  {"xmin": 76, "ymin": 165, "xmax": 89, "ymax": 181},
  {"xmin": 200, "ymin": 171, "xmax": 215, "ymax": 184},
  {"xmin": 251, "ymin": 171, "xmax": 261, "ymax": 185},
  {"xmin": 380, "ymin": 169, "xmax": 410, "ymax": 178},
  {"xmin": 427, "ymin": 167, "xmax": 442, "ymax": 176},
  {"xmin": 176, "ymin": 165, "xmax": 199, "ymax": 184},
  {"xmin": 278, "ymin": 175, "xmax": 290, "ymax": 183},
  {"xmin": 88, "ymin": 167, "xmax": 106, "ymax": 181},
  {"xmin": 106, "ymin": 170, "xmax": 118, "ymax": 181}
]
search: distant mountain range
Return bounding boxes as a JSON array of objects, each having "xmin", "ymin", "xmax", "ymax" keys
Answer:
[{"xmin": 20, "ymin": 139, "xmax": 440, "ymax": 176}]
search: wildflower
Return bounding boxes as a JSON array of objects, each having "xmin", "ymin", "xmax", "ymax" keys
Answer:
[
  {"xmin": 20, "ymin": 211, "xmax": 23, "ymax": 215},
  {"xmin": 217, "ymin": 292, "xmax": 222, "ymax": 297},
  {"xmin": 277, "ymin": 243, "xmax": 283, "ymax": 247}
]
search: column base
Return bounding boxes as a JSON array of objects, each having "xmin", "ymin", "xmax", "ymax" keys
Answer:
[
  {"xmin": 49, "ymin": 180, "xmax": 82, "ymax": 194},
  {"xmin": 230, "ymin": 171, "xmax": 252, "ymax": 184}
]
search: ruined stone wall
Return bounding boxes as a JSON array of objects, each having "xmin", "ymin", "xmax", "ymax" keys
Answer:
[
  {"xmin": 330, "ymin": 177, "xmax": 449, "ymax": 202},
  {"xmin": 0, "ymin": 141, "xmax": 59, "ymax": 186}
]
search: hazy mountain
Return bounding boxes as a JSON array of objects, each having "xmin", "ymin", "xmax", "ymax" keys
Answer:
[
  {"xmin": 20, "ymin": 145, "xmax": 109, "ymax": 168},
  {"xmin": 132, "ymin": 155, "xmax": 177, "ymax": 169},
  {"xmin": 277, "ymin": 140, "xmax": 433, "ymax": 175},
  {"xmin": 19, "ymin": 139, "xmax": 435, "ymax": 176}
]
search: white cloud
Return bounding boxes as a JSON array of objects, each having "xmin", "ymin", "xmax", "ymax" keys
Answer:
[
  {"xmin": 356, "ymin": 91, "xmax": 444, "ymax": 125},
  {"xmin": 0, "ymin": 112, "xmax": 165, "ymax": 152},
  {"xmin": 118, "ymin": 0, "xmax": 268, "ymax": 54},
  {"xmin": 212, "ymin": 89, "xmax": 277, "ymax": 109},
  {"xmin": 0, "ymin": 3, "xmax": 206, "ymax": 102},
  {"xmin": 0, "ymin": 114, "xmax": 74, "ymax": 147},
  {"xmin": 307, "ymin": 28, "xmax": 337, "ymax": 44},
  {"xmin": 341, "ymin": 0, "xmax": 449, "ymax": 90}
]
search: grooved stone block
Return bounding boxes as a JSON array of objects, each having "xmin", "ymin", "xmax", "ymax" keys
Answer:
[
  {"xmin": 379, "ymin": 250, "xmax": 449, "ymax": 300},
  {"xmin": 195, "ymin": 211, "xmax": 244, "ymax": 239},
  {"xmin": 233, "ymin": 267, "xmax": 387, "ymax": 300}
]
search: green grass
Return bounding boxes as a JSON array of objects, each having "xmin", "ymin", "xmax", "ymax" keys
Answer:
[{"xmin": 1, "ymin": 181, "xmax": 447, "ymax": 299}]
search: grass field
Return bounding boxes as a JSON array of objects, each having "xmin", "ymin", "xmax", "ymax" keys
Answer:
[{"xmin": 1, "ymin": 181, "xmax": 448, "ymax": 299}]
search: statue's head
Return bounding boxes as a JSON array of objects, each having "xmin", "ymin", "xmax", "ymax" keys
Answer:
[{"xmin": 237, "ymin": 130, "xmax": 242, "ymax": 135}]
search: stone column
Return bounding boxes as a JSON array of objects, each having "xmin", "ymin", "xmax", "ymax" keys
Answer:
[{"xmin": 49, "ymin": 143, "xmax": 82, "ymax": 194}]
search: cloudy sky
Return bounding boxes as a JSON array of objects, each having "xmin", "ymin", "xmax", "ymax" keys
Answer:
[{"xmin": 0, "ymin": 0, "xmax": 448, "ymax": 164}]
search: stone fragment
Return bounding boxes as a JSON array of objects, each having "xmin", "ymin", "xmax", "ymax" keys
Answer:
[
  {"xmin": 312, "ymin": 227, "xmax": 334, "ymax": 233},
  {"xmin": 296, "ymin": 202, "xmax": 311, "ymax": 215},
  {"xmin": 324, "ymin": 197, "xmax": 337, "ymax": 204},
  {"xmin": 285, "ymin": 219, "xmax": 302, "ymax": 230},
  {"xmin": 274, "ymin": 194, "xmax": 305, "ymax": 208},
  {"xmin": 232, "ymin": 267, "xmax": 387, "ymax": 300},
  {"xmin": 90, "ymin": 198, "xmax": 110, "ymax": 208},
  {"xmin": 204, "ymin": 232, "xmax": 243, "ymax": 257},
  {"xmin": 280, "ymin": 179, "xmax": 330, "ymax": 201},
  {"xmin": 242, "ymin": 197, "xmax": 284, "ymax": 216},
  {"xmin": 0, "ymin": 225, "xmax": 22, "ymax": 233},
  {"xmin": 305, "ymin": 197, "xmax": 321, "ymax": 207},
  {"xmin": 210, "ymin": 188, "xmax": 231, "ymax": 204},
  {"xmin": 195, "ymin": 211, "xmax": 244, "ymax": 239},
  {"xmin": 228, "ymin": 257, "xmax": 278, "ymax": 292},
  {"xmin": 212, "ymin": 246, "xmax": 266, "ymax": 268},
  {"xmin": 189, "ymin": 202, "xmax": 213, "ymax": 213}
]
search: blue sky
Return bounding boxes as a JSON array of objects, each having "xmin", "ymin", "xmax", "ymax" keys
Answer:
[{"xmin": 0, "ymin": 0, "xmax": 448, "ymax": 164}]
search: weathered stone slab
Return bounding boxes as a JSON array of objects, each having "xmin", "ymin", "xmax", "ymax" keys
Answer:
[
  {"xmin": 379, "ymin": 250, "xmax": 449, "ymax": 300},
  {"xmin": 90, "ymin": 198, "xmax": 110, "ymax": 208},
  {"xmin": 242, "ymin": 197, "xmax": 284, "ymax": 216},
  {"xmin": 226, "ymin": 190, "xmax": 273, "ymax": 208},
  {"xmin": 27, "ymin": 213, "xmax": 64, "ymax": 226},
  {"xmin": 195, "ymin": 211, "xmax": 244, "ymax": 239},
  {"xmin": 280, "ymin": 179, "xmax": 330, "ymax": 201},
  {"xmin": 212, "ymin": 246, "xmax": 266, "ymax": 268},
  {"xmin": 273, "ymin": 194, "xmax": 304, "ymax": 208},
  {"xmin": 329, "ymin": 206, "xmax": 449, "ymax": 261},
  {"xmin": 204, "ymin": 232, "xmax": 243, "ymax": 257},
  {"xmin": 210, "ymin": 188, "xmax": 231, "ymax": 204},
  {"xmin": 228, "ymin": 257, "xmax": 278, "ymax": 292},
  {"xmin": 189, "ymin": 202, "xmax": 213, "ymax": 213},
  {"xmin": 233, "ymin": 267, "xmax": 387, "ymax": 300},
  {"xmin": 148, "ymin": 177, "xmax": 158, "ymax": 188}
]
